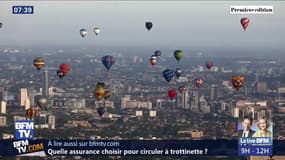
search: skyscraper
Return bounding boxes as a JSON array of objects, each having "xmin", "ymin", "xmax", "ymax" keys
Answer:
[
  {"xmin": 181, "ymin": 91, "xmax": 190, "ymax": 109},
  {"xmin": 20, "ymin": 88, "xmax": 28, "ymax": 107},
  {"xmin": 48, "ymin": 115, "xmax": 55, "ymax": 129},
  {"xmin": 210, "ymin": 84, "xmax": 218, "ymax": 100},
  {"xmin": 43, "ymin": 70, "xmax": 49, "ymax": 97},
  {"xmin": 1, "ymin": 101, "xmax": 7, "ymax": 114}
]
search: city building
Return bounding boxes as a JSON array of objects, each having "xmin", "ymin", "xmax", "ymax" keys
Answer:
[
  {"xmin": 0, "ymin": 101, "xmax": 6, "ymax": 114},
  {"xmin": 181, "ymin": 91, "xmax": 190, "ymax": 109},
  {"xmin": 256, "ymin": 82, "xmax": 268, "ymax": 94},
  {"xmin": 20, "ymin": 88, "xmax": 28, "ymax": 107},
  {"xmin": 0, "ymin": 116, "xmax": 7, "ymax": 126},
  {"xmin": 48, "ymin": 115, "xmax": 56, "ymax": 129},
  {"xmin": 210, "ymin": 84, "xmax": 218, "ymax": 100}
]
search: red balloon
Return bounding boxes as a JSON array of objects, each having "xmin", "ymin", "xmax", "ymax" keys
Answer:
[
  {"xmin": 26, "ymin": 108, "xmax": 36, "ymax": 120},
  {"xmin": 168, "ymin": 90, "xmax": 176, "ymax": 100},
  {"xmin": 240, "ymin": 18, "xmax": 250, "ymax": 31},
  {"xmin": 59, "ymin": 63, "xmax": 70, "ymax": 76}
]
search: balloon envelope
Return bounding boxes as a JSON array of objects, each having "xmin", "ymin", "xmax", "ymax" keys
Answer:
[
  {"xmin": 205, "ymin": 61, "xmax": 214, "ymax": 69},
  {"xmin": 195, "ymin": 77, "xmax": 204, "ymax": 88},
  {"xmin": 102, "ymin": 55, "xmax": 115, "ymax": 70},
  {"xmin": 240, "ymin": 18, "xmax": 250, "ymax": 31},
  {"xmin": 174, "ymin": 50, "xmax": 184, "ymax": 62},
  {"xmin": 175, "ymin": 68, "xmax": 182, "ymax": 79},
  {"xmin": 232, "ymin": 75, "xmax": 245, "ymax": 91},
  {"xmin": 178, "ymin": 86, "xmax": 187, "ymax": 94},
  {"xmin": 163, "ymin": 69, "xmax": 175, "ymax": 82},
  {"xmin": 150, "ymin": 55, "xmax": 157, "ymax": 66},
  {"xmin": 33, "ymin": 57, "xmax": 45, "ymax": 70},
  {"xmin": 145, "ymin": 22, "xmax": 153, "ymax": 31},
  {"xmin": 80, "ymin": 29, "xmax": 88, "ymax": 37},
  {"xmin": 168, "ymin": 90, "xmax": 176, "ymax": 100},
  {"xmin": 26, "ymin": 108, "xmax": 36, "ymax": 119},
  {"xmin": 154, "ymin": 50, "xmax": 161, "ymax": 57},
  {"xmin": 97, "ymin": 107, "xmax": 105, "ymax": 117},
  {"xmin": 94, "ymin": 27, "xmax": 100, "ymax": 35}
]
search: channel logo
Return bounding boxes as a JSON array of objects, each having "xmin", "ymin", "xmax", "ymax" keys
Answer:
[{"xmin": 15, "ymin": 120, "xmax": 34, "ymax": 140}]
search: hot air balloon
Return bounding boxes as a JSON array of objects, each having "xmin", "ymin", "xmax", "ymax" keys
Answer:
[
  {"xmin": 178, "ymin": 86, "xmax": 187, "ymax": 94},
  {"xmin": 195, "ymin": 77, "xmax": 204, "ymax": 88},
  {"xmin": 102, "ymin": 55, "xmax": 115, "ymax": 71},
  {"xmin": 232, "ymin": 75, "xmax": 245, "ymax": 91},
  {"xmin": 26, "ymin": 108, "xmax": 36, "ymax": 119},
  {"xmin": 175, "ymin": 68, "xmax": 182, "ymax": 79},
  {"xmin": 154, "ymin": 50, "xmax": 161, "ymax": 57},
  {"xmin": 168, "ymin": 90, "xmax": 176, "ymax": 100},
  {"xmin": 240, "ymin": 18, "xmax": 250, "ymax": 31},
  {"xmin": 174, "ymin": 50, "xmax": 184, "ymax": 62},
  {"xmin": 205, "ymin": 61, "xmax": 214, "ymax": 69},
  {"xmin": 97, "ymin": 106, "xmax": 105, "ymax": 117},
  {"xmin": 0, "ymin": 22, "xmax": 2, "ymax": 29},
  {"xmin": 33, "ymin": 57, "xmax": 45, "ymax": 70},
  {"xmin": 104, "ymin": 90, "xmax": 111, "ymax": 100},
  {"xmin": 44, "ymin": 103, "xmax": 52, "ymax": 111},
  {"xmin": 163, "ymin": 69, "xmax": 175, "ymax": 82},
  {"xmin": 57, "ymin": 70, "xmax": 64, "ymax": 79},
  {"xmin": 145, "ymin": 22, "xmax": 153, "ymax": 31},
  {"xmin": 80, "ymin": 29, "xmax": 88, "ymax": 37},
  {"xmin": 150, "ymin": 55, "xmax": 157, "ymax": 67},
  {"xmin": 94, "ymin": 27, "xmax": 100, "ymax": 35},
  {"xmin": 37, "ymin": 97, "xmax": 47, "ymax": 110},
  {"xmin": 94, "ymin": 85, "xmax": 105, "ymax": 101},
  {"xmin": 59, "ymin": 63, "xmax": 70, "ymax": 75}
]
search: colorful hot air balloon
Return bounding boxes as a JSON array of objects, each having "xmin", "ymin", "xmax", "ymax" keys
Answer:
[
  {"xmin": 168, "ymin": 90, "xmax": 176, "ymax": 100},
  {"xmin": 205, "ymin": 61, "xmax": 214, "ymax": 69},
  {"xmin": 175, "ymin": 68, "xmax": 182, "ymax": 79},
  {"xmin": 59, "ymin": 63, "xmax": 70, "ymax": 76},
  {"xmin": 154, "ymin": 50, "xmax": 161, "ymax": 57},
  {"xmin": 94, "ymin": 85, "xmax": 105, "ymax": 101},
  {"xmin": 178, "ymin": 86, "xmax": 187, "ymax": 94},
  {"xmin": 174, "ymin": 50, "xmax": 184, "ymax": 62},
  {"xmin": 26, "ymin": 108, "xmax": 36, "ymax": 120},
  {"xmin": 94, "ymin": 27, "xmax": 100, "ymax": 35},
  {"xmin": 104, "ymin": 90, "xmax": 111, "ymax": 100},
  {"xmin": 240, "ymin": 18, "xmax": 250, "ymax": 31},
  {"xmin": 150, "ymin": 55, "xmax": 157, "ymax": 67},
  {"xmin": 37, "ymin": 97, "xmax": 47, "ymax": 110},
  {"xmin": 97, "ymin": 106, "xmax": 105, "ymax": 117},
  {"xmin": 232, "ymin": 75, "xmax": 245, "ymax": 91},
  {"xmin": 33, "ymin": 57, "xmax": 45, "ymax": 70},
  {"xmin": 44, "ymin": 103, "xmax": 52, "ymax": 111},
  {"xmin": 163, "ymin": 69, "xmax": 175, "ymax": 82},
  {"xmin": 102, "ymin": 55, "xmax": 115, "ymax": 71},
  {"xmin": 80, "ymin": 29, "xmax": 88, "ymax": 37},
  {"xmin": 145, "ymin": 22, "xmax": 153, "ymax": 31},
  {"xmin": 97, "ymin": 82, "xmax": 106, "ymax": 88},
  {"xmin": 195, "ymin": 77, "xmax": 204, "ymax": 88}
]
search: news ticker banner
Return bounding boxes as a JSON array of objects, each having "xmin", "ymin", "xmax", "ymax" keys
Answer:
[{"xmin": 0, "ymin": 140, "xmax": 285, "ymax": 157}]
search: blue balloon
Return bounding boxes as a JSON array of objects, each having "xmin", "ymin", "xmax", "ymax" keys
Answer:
[
  {"xmin": 97, "ymin": 106, "xmax": 105, "ymax": 117},
  {"xmin": 163, "ymin": 69, "xmax": 175, "ymax": 82},
  {"xmin": 102, "ymin": 55, "xmax": 115, "ymax": 71},
  {"xmin": 154, "ymin": 50, "xmax": 161, "ymax": 57}
]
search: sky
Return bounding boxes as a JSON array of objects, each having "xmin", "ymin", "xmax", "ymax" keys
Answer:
[{"xmin": 0, "ymin": 1, "xmax": 284, "ymax": 51}]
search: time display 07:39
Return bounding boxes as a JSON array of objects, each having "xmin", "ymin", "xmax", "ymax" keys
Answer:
[{"xmin": 12, "ymin": 6, "xmax": 34, "ymax": 14}]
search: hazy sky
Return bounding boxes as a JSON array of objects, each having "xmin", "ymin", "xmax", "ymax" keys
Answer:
[{"xmin": 0, "ymin": 1, "xmax": 284, "ymax": 49}]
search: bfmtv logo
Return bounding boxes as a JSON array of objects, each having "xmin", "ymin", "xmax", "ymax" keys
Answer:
[{"xmin": 15, "ymin": 120, "xmax": 34, "ymax": 140}]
